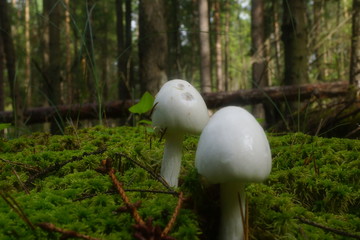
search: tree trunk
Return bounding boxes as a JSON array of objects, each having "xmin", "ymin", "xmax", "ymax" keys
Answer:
[
  {"xmin": 64, "ymin": 0, "xmax": 72, "ymax": 104},
  {"xmin": 350, "ymin": 0, "xmax": 360, "ymax": 85},
  {"xmin": 125, "ymin": 0, "xmax": 133, "ymax": 92},
  {"xmin": 251, "ymin": 0, "xmax": 268, "ymax": 119},
  {"xmin": 116, "ymin": 0, "xmax": 131, "ymax": 100},
  {"xmin": 167, "ymin": 0, "xmax": 181, "ymax": 79},
  {"xmin": 0, "ymin": 0, "xmax": 24, "ymax": 128},
  {"xmin": 224, "ymin": 0, "xmax": 230, "ymax": 91},
  {"xmin": 214, "ymin": 0, "xmax": 224, "ymax": 91},
  {"xmin": 43, "ymin": 0, "xmax": 63, "ymax": 132},
  {"xmin": 25, "ymin": 0, "xmax": 31, "ymax": 107},
  {"xmin": 272, "ymin": 0, "xmax": 281, "ymax": 82},
  {"xmin": 198, "ymin": 0, "xmax": 212, "ymax": 93},
  {"xmin": 0, "ymin": 34, "xmax": 4, "ymax": 112},
  {"xmin": 281, "ymin": 0, "xmax": 309, "ymax": 85},
  {"xmin": 313, "ymin": 0, "xmax": 328, "ymax": 81},
  {"xmin": 138, "ymin": 0, "xmax": 168, "ymax": 95}
]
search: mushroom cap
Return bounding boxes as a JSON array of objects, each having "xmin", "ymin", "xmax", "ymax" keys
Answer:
[
  {"xmin": 195, "ymin": 106, "xmax": 272, "ymax": 183},
  {"xmin": 152, "ymin": 79, "xmax": 209, "ymax": 135}
]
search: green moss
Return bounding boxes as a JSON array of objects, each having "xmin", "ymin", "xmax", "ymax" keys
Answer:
[{"xmin": 0, "ymin": 127, "xmax": 359, "ymax": 239}]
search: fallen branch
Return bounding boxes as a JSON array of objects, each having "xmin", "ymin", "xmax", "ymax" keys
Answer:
[
  {"xmin": 296, "ymin": 217, "xmax": 360, "ymax": 239},
  {"xmin": 37, "ymin": 222, "xmax": 102, "ymax": 240},
  {"xmin": 0, "ymin": 81, "xmax": 355, "ymax": 125}
]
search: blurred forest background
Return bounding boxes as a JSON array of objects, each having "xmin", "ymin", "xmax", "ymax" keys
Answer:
[{"xmin": 0, "ymin": 0, "xmax": 359, "ymax": 137}]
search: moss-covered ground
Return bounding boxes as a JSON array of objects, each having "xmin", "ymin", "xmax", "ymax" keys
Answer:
[{"xmin": 0, "ymin": 126, "xmax": 359, "ymax": 239}]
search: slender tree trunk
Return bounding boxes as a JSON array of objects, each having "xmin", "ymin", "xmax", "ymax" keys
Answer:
[
  {"xmin": 214, "ymin": 0, "xmax": 224, "ymax": 91},
  {"xmin": 313, "ymin": 0, "xmax": 328, "ymax": 81},
  {"xmin": 101, "ymin": 2, "xmax": 109, "ymax": 102},
  {"xmin": 116, "ymin": 0, "xmax": 131, "ymax": 100},
  {"xmin": 25, "ymin": 0, "xmax": 31, "ymax": 107},
  {"xmin": 125, "ymin": 0, "xmax": 133, "ymax": 92},
  {"xmin": 85, "ymin": 0, "xmax": 97, "ymax": 103},
  {"xmin": 64, "ymin": 0, "xmax": 72, "ymax": 104},
  {"xmin": 167, "ymin": 0, "xmax": 181, "ymax": 79},
  {"xmin": 272, "ymin": 0, "xmax": 281, "ymax": 82},
  {"xmin": 0, "ymin": 35, "xmax": 4, "ymax": 112},
  {"xmin": 350, "ymin": 0, "xmax": 360, "ymax": 85},
  {"xmin": 281, "ymin": 0, "xmax": 309, "ymax": 85},
  {"xmin": 138, "ymin": 0, "xmax": 168, "ymax": 95},
  {"xmin": 0, "ymin": 0, "xmax": 24, "ymax": 128},
  {"xmin": 43, "ymin": 0, "xmax": 63, "ymax": 132},
  {"xmin": 224, "ymin": 0, "xmax": 230, "ymax": 91},
  {"xmin": 198, "ymin": 0, "xmax": 212, "ymax": 93},
  {"xmin": 251, "ymin": 0, "xmax": 268, "ymax": 120}
]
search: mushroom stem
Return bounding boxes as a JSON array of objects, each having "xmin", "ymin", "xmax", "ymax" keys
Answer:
[
  {"xmin": 161, "ymin": 132, "xmax": 184, "ymax": 187},
  {"xmin": 219, "ymin": 181, "xmax": 246, "ymax": 240}
]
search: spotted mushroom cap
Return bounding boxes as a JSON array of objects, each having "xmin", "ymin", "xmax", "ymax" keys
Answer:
[
  {"xmin": 152, "ymin": 79, "xmax": 209, "ymax": 135},
  {"xmin": 195, "ymin": 106, "xmax": 272, "ymax": 183}
]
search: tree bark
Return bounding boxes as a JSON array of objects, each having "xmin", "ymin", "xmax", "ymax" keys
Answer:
[
  {"xmin": 0, "ymin": 0, "xmax": 24, "ymax": 128},
  {"xmin": 64, "ymin": 0, "xmax": 72, "ymax": 104},
  {"xmin": 350, "ymin": 0, "xmax": 360, "ymax": 85},
  {"xmin": 25, "ymin": 0, "xmax": 31, "ymax": 106},
  {"xmin": 313, "ymin": 0, "xmax": 328, "ymax": 81},
  {"xmin": 138, "ymin": 0, "xmax": 168, "ymax": 95},
  {"xmin": 251, "ymin": 0, "xmax": 268, "ymax": 119},
  {"xmin": 43, "ymin": 0, "xmax": 63, "ymax": 132},
  {"xmin": 198, "ymin": 0, "xmax": 212, "ymax": 93},
  {"xmin": 116, "ymin": 0, "xmax": 131, "ymax": 100},
  {"xmin": 167, "ymin": 0, "xmax": 181, "ymax": 79},
  {"xmin": 214, "ymin": 0, "xmax": 224, "ymax": 91},
  {"xmin": 281, "ymin": 0, "xmax": 309, "ymax": 85},
  {"xmin": 0, "ymin": 33, "xmax": 3, "ymax": 112}
]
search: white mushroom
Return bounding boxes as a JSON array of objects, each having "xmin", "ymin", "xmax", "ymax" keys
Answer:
[
  {"xmin": 152, "ymin": 79, "xmax": 209, "ymax": 187},
  {"xmin": 195, "ymin": 106, "xmax": 272, "ymax": 240}
]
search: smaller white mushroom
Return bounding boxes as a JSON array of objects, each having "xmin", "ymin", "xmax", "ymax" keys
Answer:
[
  {"xmin": 195, "ymin": 106, "xmax": 272, "ymax": 240},
  {"xmin": 152, "ymin": 79, "xmax": 209, "ymax": 187}
]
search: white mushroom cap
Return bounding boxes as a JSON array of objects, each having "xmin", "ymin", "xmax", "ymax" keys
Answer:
[
  {"xmin": 195, "ymin": 106, "xmax": 272, "ymax": 183},
  {"xmin": 152, "ymin": 79, "xmax": 209, "ymax": 135}
]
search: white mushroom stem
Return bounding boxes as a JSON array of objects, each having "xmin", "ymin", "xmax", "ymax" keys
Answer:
[
  {"xmin": 220, "ymin": 181, "xmax": 246, "ymax": 240},
  {"xmin": 160, "ymin": 132, "xmax": 184, "ymax": 187}
]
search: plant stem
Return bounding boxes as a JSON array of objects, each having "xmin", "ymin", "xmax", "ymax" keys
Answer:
[
  {"xmin": 161, "ymin": 132, "xmax": 184, "ymax": 187},
  {"xmin": 220, "ymin": 182, "xmax": 246, "ymax": 240}
]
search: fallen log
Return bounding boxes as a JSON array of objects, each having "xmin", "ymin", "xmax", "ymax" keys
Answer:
[
  {"xmin": 0, "ymin": 100, "xmax": 134, "ymax": 125},
  {"xmin": 0, "ymin": 81, "xmax": 355, "ymax": 125},
  {"xmin": 202, "ymin": 81, "xmax": 352, "ymax": 108}
]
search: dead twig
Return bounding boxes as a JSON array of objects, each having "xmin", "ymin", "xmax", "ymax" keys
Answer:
[
  {"xmin": 296, "ymin": 217, "xmax": 360, "ymax": 239},
  {"xmin": 162, "ymin": 192, "xmax": 184, "ymax": 237},
  {"xmin": 37, "ymin": 222, "xmax": 102, "ymax": 240},
  {"xmin": 113, "ymin": 153, "xmax": 177, "ymax": 195},
  {"xmin": 103, "ymin": 158, "xmax": 182, "ymax": 240},
  {"xmin": 0, "ymin": 191, "xmax": 35, "ymax": 230}
]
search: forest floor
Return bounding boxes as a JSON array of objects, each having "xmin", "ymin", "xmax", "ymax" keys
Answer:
[{"xmin": 0, "ymin": 126, "xmax": 359, "ymax": 239}]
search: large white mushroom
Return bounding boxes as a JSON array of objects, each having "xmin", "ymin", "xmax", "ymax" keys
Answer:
[
  {"xmin": 195, "ymin": 106, "xmax": 272, "ymax": 240},
  {"xmin": 152, "ymin": 79, "xmax": 209, "ymax": 187}
]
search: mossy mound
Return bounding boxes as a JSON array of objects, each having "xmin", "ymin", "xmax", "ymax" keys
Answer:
[{"xmin": 0, "ymin": 126, "xmax": 359, "ymax": 239}]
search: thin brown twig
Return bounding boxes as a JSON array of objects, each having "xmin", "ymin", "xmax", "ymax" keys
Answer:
[
  {"xmin": 162, "ymin": 192, "xmax": 184, "ymax": 237},
  {"xmin": 114, "ymin": 153, "xmax": 177, "ymax": 195},
  {"xmin": 296, "ymin": 217, "xmax": 360, "ymax": 239},
  {"xmin": 0, "ymin": 191, "xmax": 35, "ymax": 230},
  {"xmin": 11, "ymin": 168, "xmax": 30, "ymax": 194},
  {"xmin": 37, "ymin": 222, "xmax": 102, "ymax": 240},
  {"xmin": 105, "ymin": 160, "xmax": 145, "ymax": 226}
]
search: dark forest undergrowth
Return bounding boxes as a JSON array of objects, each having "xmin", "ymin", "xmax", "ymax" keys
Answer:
[{"xmin": 0, "ymin": 126, "xmax": 359, "ymax": 239}]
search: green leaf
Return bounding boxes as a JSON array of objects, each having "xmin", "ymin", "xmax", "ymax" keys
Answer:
[
  {"xmin": 0, "ymin": 124, "xmax": 11, "ymax": 131},
  {"xmin": 128, "ymin": 92, "xmax": 155, "ymax": 114}
]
